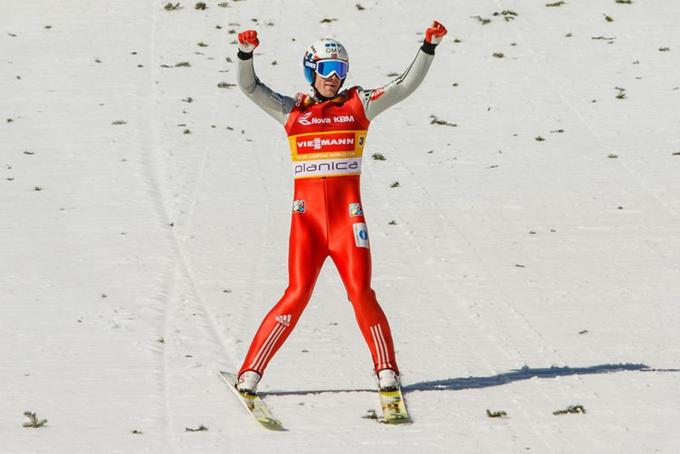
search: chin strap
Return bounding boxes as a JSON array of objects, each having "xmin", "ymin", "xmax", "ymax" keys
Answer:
[
  {"xmin": 310, "ymin": 88, "xmax": 351, "ymax": 105},
  {"xmin": 312, "ymin": 87, "xmax": 333, "ymax": 102}
]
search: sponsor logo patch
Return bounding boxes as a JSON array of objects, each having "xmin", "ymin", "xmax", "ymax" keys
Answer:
[
  {"xmin": 292, "ymin": 200, "xmax": 305, "ymax": 213},
  {"xmin": 349, "ymin": 203, "xmax": 363, "ymax": 217},
  {"xmin": 370, "ymin": 87, "xmax": 385, "ymax": 101},
  {"xmin": 275, "ymin": 314, "xmax": 292, "ymax": 327},
  {"xmin": 293, "ymin": 158, "xmax": 361, "ymax": 177},
  {"xmin": 297, "ymin": 112, "xmax": 314, "ymax": 125},
  {"xmin": 353, "ymin": 222, "xmax": 369, "ymax": 248},
  {"xmin": 297, "ymin": 112, "xmax": 357, "ymax": 126},
  {"xmin": 296, "ymin": 132, "xmax": 356, "ymax": 153}
]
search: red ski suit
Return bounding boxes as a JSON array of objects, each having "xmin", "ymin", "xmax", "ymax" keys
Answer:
[{"xmin": 239, "ymin": 88, "xmax": 398, "ymax": 377}]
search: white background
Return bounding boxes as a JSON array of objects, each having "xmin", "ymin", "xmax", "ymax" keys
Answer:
[{"xmin": 2, "ymin": 1, "xmax": 680, "ymax": 452}]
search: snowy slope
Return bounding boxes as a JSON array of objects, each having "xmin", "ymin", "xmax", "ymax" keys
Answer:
[{"xmin": 2, "ymin": 0, "xmax": 680, "ymax": 453}]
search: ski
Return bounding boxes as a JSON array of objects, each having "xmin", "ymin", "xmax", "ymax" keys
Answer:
[
  {"xmin": 218, "ymin": 371, "xmax": 285, "ymax": 431},
  {"xmin": 378, "ymin": 385, "xmax": 411, "ymax": 424}
]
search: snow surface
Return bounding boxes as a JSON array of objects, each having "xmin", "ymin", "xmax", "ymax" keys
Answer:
[{"xmin": 2, "ymin": 0, "xmax": 680, "ymax": 453}]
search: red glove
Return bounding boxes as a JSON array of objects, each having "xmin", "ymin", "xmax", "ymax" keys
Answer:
[
  {"xmin": 237, "ymin": 29, "xmax": 259, "ymax": 53},
  {"xmin": 425, "ymin": 21, "xmax": 447, "ymax": 45}
]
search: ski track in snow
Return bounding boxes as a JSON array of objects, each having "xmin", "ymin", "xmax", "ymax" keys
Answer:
[
  {"xmin": 372, "ymin": 120, "xmax": 580, "ymax": 451},
  {"xmin": 378, "ymin": 147, "xmax": 563, "ymax": 452},
  {"xmin": 142, "ymin": 4, "xmax": 248, "ymax": 452}
]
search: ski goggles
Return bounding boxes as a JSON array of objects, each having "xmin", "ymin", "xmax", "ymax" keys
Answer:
[{"xmin": 314, "ymin": 59, "xmax": 349, "ymax": 79}]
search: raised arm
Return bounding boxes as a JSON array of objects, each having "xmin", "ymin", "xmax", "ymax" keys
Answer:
[
  {"xmin": 360, "ymin": 21, "xmax": 447, "ymax": 121},
  {"xmin": 236, "ymin": 30, "xmax": 295, "ymax": 126}
]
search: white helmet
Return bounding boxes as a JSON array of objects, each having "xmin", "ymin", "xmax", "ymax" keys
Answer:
[{"xmin": 303, "ymin": 38, "xmax": 349, "ymax": 85}]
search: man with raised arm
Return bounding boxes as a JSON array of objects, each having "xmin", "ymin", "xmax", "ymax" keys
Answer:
[{"xmin": 234, "ymin": 22, "xmax": 447, "ymax": 395}]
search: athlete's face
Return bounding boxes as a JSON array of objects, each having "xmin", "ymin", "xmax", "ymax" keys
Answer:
[{"xmin": 314, "ymin": 73, "xmax": 342, "ymax": 98}]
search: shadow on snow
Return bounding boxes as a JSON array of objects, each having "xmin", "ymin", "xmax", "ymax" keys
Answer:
[{"xmin": 261, "ymin": 363, "xmax": 679, "ymax": 397}]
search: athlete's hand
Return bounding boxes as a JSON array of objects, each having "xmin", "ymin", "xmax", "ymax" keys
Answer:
[
  {"xmin": 237, "ymin": 29, "xmax": 259, "ymax": 53},
  {"xmin": 424, "ymin": 21, "xmax": 447, "ymax": 45}
]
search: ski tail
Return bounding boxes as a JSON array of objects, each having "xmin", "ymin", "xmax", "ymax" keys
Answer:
[
  {"xmin": 378, "ymin": 386, "xmax": 411, "ymax": 424},
  {"xmin": 218, "ymin": 371, "xmax": 285, "ymax": 431}
]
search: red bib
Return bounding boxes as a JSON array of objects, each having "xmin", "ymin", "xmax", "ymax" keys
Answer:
[{"xmin": 284, "ymin": 87, "xmax": 371, "ymax": 179}]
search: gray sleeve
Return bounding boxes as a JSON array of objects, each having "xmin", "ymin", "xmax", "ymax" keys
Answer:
[
  {"xmin": 360, "ymin": 48, "xmax": 435, "ymax": 121},
  {"xmin": 237, "ymin": 55, "xmax": 296, "ymax": 126}
]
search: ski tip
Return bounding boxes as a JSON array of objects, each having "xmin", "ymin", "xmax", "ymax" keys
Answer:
[{"xmin": 261, "ymin": 419, "xmax": 286, "ymax": 431}]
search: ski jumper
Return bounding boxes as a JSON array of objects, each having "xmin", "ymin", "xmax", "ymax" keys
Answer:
[{"xmin": 236, "ymin": 43, "xmax": 436, "ymax": 378}]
